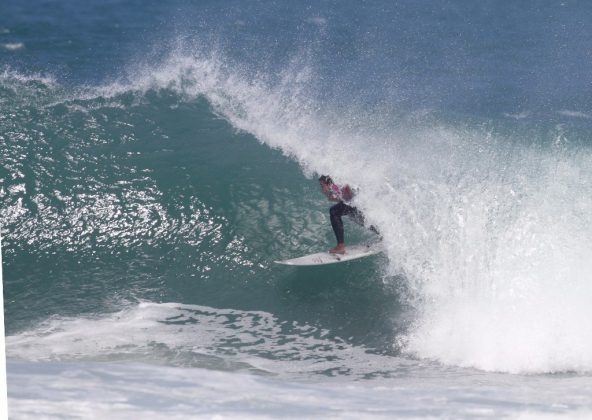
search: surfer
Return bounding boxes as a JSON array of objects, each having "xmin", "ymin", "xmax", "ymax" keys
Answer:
[{"xmin": 318, "ymin": 175, "xmax": 379, "ymax": 254}]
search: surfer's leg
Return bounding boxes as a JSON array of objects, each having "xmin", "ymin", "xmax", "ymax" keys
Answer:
[
  {"xmin": 329, "ymin": 202, "xmax": 346, "ymax": 244},
  {"xmin": 348, "ymin": 207, "xmax": 380, "ymax": 236},
  {"xmin": 348, "ymin": 206, "xmax": 365, "ymax": 226},
  {"xmin": 330, "ymin": 203, "xmax": 378, "ymax": 253}
]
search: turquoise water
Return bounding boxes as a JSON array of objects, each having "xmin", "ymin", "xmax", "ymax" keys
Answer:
[{"xmin": 2, "ymin": 1, "xmax": 592, "ymax": 418}]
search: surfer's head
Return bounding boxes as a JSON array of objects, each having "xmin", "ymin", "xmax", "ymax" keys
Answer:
[
  {"xmin": 319, "ymin": 175, "xmax": 334, "ymax": 196},
  {"xmin": 318, "ymin": 175, "xmax": 333, "ymax": 185}
]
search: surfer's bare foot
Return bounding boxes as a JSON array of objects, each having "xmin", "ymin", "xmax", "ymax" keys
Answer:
[{"xmin": 329, "ymin": 244, "xmax": 346, "ymax": 254}]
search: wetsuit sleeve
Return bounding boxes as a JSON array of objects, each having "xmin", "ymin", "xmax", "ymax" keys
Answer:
[{"xmin": 341, "ymin": 185, "xmax": 354, "ymax": 201}]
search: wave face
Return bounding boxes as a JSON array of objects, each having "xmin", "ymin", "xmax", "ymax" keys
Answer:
[{"xmin": 2, "ymin": 0, "xmax": 592, "ymax": 388}]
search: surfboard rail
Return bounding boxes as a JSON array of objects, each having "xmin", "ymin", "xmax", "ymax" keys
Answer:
[{"xmin": 274, "ymin": 242, "xmax": 384, "ymax": 266}]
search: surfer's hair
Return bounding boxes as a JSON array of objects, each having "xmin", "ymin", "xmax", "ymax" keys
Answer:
[{"xmin": 318, "ymin": 175, "xmax": 333, "ymax": 184}]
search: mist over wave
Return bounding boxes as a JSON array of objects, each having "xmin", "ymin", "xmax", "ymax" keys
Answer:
[
  {"xmin": 103, "ymin": 44, "xmax": 592, "ymax": 374},
  {"xmin": 3, "ymin": 33, "xmax": 592, "ymax": 375}
]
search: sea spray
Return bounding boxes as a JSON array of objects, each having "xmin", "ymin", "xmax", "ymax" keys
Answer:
[
  {"xmin": 115, "ymin": 48, "xmax": 592, "ymax": 374},
  {"xmin": 4, "ymin": 43, "xmax": 592, "ymax": 374}
]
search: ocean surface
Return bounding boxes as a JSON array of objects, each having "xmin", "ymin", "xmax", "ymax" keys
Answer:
[{"xmin": 2, "ymin": 1, "xmax": 592, "ymax": 418}]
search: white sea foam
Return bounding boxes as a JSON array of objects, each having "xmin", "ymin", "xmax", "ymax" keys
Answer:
[
  {"xmin": 503, "ymin": 110, "xmax": 530, "ymax": 119},
  {"xmin": 558, "ymin": 110, "xmax": 592, "ymax": 119},
  {"xmin": 0, "ymin": 42, "xmax": 24, "ymax": 51},
  {"xmin": 0, "ymin": 67, "xmax": 57, "ymax": 89},
  {"xmin": 7, "ymin": 359, "xmax": 592, "ymax": 419},
  {"xmin": 5, "ymin": 302, "xmax": 408, "ymax": 378},
  {"xmin": 7, "ymin": 303, "xmax": 592, "ymax": 418}
]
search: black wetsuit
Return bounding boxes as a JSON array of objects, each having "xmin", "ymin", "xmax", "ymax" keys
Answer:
[
  {"xmin": 330, "ymin": 201, "xmax": 378, "ymax": 244},
  {"xmin": 330, "ymin": 201, "xmax": 363, "ymax": 244}
]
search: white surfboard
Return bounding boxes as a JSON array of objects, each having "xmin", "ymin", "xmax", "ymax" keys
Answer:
[{"xmin": 274, "ymin": 242, "xmax": 384, "ymax": 266}]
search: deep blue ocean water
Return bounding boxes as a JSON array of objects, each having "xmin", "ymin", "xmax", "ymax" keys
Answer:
[{"xmin": 2, "ymin": 1, "xmax": 592, "ymax": 418}]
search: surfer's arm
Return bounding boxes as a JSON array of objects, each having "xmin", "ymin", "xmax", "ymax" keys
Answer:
[
  {"xmin": 320, "ymin": 181, "xmax": 341, "ymax": 201},
  {"xmin": 323, "ymin": 191, "xmax": 340, "ymax": 201}
]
